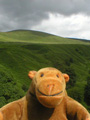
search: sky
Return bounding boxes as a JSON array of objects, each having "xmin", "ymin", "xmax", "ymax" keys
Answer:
[{"xmin": 0, "ymin": 0, "xmax": 90, "ymax": 39}]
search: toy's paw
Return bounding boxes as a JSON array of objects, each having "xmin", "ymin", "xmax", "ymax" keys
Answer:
[
  {"xmin": 0, "ymin": 111, "xmax": 3, "ymax": 120},
  {"xmin": 86, "ymin": 117, "xmax": 90, "ymax": 120}
]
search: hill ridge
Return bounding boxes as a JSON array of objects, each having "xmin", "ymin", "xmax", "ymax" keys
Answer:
[{"xmin": 0, "ymin": 30, "xmax": 90, "ymax": 45}]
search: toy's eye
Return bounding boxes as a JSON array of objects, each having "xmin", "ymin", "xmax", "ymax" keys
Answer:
[
  {"xmin": 56, "ymin": 74, "xmax": 59, "ymax": 78},
  {"xmin": 40, "ymin": 73, "xmax": 44, "ymax": 77}
]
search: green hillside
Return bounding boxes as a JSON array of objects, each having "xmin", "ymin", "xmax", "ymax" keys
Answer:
[
  {"xmin": 0, "ymin": 30, "xmax": 90, "ymax": 111},
  {"xmin": 0, "ymin": 30, "xmax": 90, "ymax": 44}
]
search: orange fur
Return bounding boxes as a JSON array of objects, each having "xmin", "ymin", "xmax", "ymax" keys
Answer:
[
  {"xmin": 0, "ymin": 111, "xmax": 3, "ymax": 120},
  {"xmin": 0, "ymin": 67, "xmax": 90, "ymax": 120}
]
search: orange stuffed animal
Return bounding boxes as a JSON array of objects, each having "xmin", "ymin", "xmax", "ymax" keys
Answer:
[{"xmin": 0, "ymin": 67, "xmax": 90, "ymax": 120}]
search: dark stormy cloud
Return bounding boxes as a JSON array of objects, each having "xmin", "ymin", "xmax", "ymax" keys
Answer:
[{"xmin": 0, "ymin": 0, "xmax": 90, "ymax": 39}]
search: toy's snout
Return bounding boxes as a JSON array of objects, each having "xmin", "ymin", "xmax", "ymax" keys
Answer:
[
  {"xmin": 36, "ymin": 79, "xmax": 64, "ymax": 108},
  {"xmin": 37, "ymin": 79, "xmax": 63, "ymax": 96}
]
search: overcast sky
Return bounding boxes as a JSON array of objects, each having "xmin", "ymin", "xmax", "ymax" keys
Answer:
[{"xmin": 0, "ymin": 0, "xmax": 90, "ymax": 39}]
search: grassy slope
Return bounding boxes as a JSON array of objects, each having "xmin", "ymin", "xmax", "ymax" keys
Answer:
[
  {"xmin": 0, "ymin": 30, "xmax": 90, "ymax": 44},
  {"xmin": 0, "ymin": 30, "xmax": 90, "ymax": 110}
]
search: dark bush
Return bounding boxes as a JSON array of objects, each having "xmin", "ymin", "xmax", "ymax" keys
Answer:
[
  {"xmin": 84, "ymin": 76, "xmax": 90, "ymax": 105},
  {"xmin": 22, "ymin": 84, "xmax": 28, "ymax": 92},
  {"xmin": 0, "ymin": 70, "xmax": 25, "ymax": 107},
  {"xmin": 68, "ymin": 87, "xmax": 83, "ymax": 102},
  {"xmin": 65, "ymin": 67, "xmax": 77, "ymax": 89}
]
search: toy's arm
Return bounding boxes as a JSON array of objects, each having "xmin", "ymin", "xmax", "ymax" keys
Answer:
[
  {"xmin": 66, "ymin": 96, "xmax": 90, "ymax": 120},
  {"xmin": 0, "ymin": 111, "xmax": 3, "ymax": 120},
  {"xmin": 0, "ymin": 101, "xmax": 22, "ymax": 120}
]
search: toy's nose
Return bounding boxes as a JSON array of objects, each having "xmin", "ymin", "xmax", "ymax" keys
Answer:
[{"xmin": 47, "ymin": 84, "xmax": 55, "ymax": 95}]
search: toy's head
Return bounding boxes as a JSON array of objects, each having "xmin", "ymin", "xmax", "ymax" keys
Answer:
[{"xmin": 28, "ymin": 67, "xmax": 69, "ymax": 108}]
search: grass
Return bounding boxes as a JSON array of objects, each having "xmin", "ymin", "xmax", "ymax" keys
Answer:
[
  {"xmin": 0, "ymin": 30, "xmax": 90, "ymax": 44},
  {"xmin": 0, "ymin": 30, "xmax": 90, "ymax": 111}
]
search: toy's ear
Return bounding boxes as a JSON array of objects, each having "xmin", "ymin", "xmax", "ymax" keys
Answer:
[
  {"xmin": 28, "ymin": 71, "xmax": 37, "ymax": 80},
  {"xmin": 63, "ymin": 74, "xmax": 69, "ymax": 82},
  {"xmin": 0, "ymin": 111, "xmax": 3, "ymax": 120}
]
